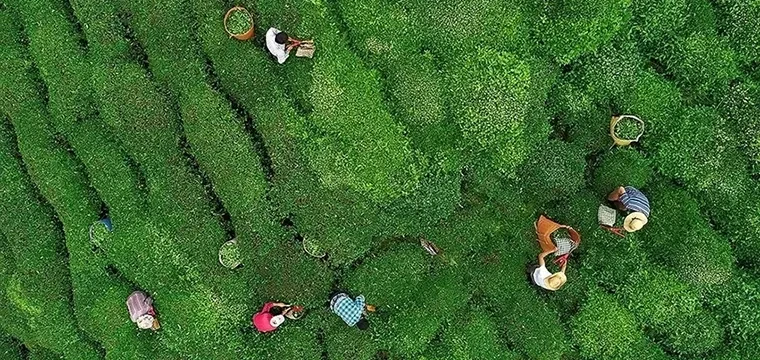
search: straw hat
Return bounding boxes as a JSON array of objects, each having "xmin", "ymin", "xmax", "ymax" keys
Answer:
[
  {"xmin": 624, "ymin": 212, "xmax": 649, "ymax": 232},
  {"xmin": 136, "ymin": 314, "xmax": 155, "ymax": 330},
  {"xmin": 544, "ymin": 272, "xmax": 567, "ymax": 291}
]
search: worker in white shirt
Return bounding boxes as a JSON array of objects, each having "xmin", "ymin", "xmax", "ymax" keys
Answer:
[{"xmin": 266, "ymin": 27, "xmax": 297, "ymax": 64}]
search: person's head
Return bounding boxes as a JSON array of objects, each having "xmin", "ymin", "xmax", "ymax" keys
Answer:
[
  {"xmin": 275, "ymin": 32, "xmax": 289, "ymax": 45},
  {"xmin": 356, "ymin": 318, "xmax": 370, "ymax": 331},
  {"xmin": 624, "ymin": 212, "xmax": 648, "ymax": 232},
  {"xmin": 136, "ymin": 314, "xmax": 155, "ymax": 330},
  {"xmin": 269, "ymin": 306, "xmax": 284, "ymax": 316},
  {"xmin": 544, "ymin": 273, "xmax": 567, "ymax": 291}
]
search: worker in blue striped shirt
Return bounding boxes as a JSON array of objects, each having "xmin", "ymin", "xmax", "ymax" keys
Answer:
[
  {"xmin": 608, "ymin": 186, "xmax": 650, "ymax": 232},
  {"xmin": 330, "ymin": 292, "xmax": 370, "ymax": 330}
]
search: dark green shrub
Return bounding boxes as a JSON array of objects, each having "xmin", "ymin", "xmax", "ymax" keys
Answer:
[
  {"xmin": 517, "ymin": 140, "xmax": 586, "ymax": 205},
  {"xmin": 618, "ymin": 70, "xmax": 684, "ymax": 146},
  {"xmin": 630, "ymin": 0, "xmax": 688, "ymax": 50},
  {"xmin": 705, "ymin": 271, "xmax": 760, "ymax": 343},
  {"xmin": 593, "ymin": 149, "xmax": 653, "ymax": 196},
  {"xmin": 718, "ymin": 80, "xmax": 760, "ymax": 176},
  {"xmin": 664, "ymin": 32, "xmax": 739, "ymax": 102},
  {"xmin": 547, "ymin": 80, "xmax": 612, "ymax": 152},
  {"xmin": 642, "ymin": 184, "xmax": 735, "ymax": 288},
  {"xmin": 0, "ymin": 119, "xmax": 99, "ymax": 359},
  {"xmin": 541, "ymin": 0, "xmax": 633, "ymax": 64},
  {"xmin": 0, "ymin": 334, "xmax": 22, "ymax": 360},
  {"xmin": 476, "ymin": 249, "xmax": 569, "ymax": 359},
  {"xmin": 715, "ymin": 0, "xmax": 760, "ymax": 66},
  {"xmin": 323, "ymin": 312, "xmax": 378, "ymax": 360},
  {"xmin": 379, "ymin": 268, "xmax": 470, "ymax": 357},
  {"xmin": 344, "ymin": 243, "xmax": 429, "ymax": 310}
]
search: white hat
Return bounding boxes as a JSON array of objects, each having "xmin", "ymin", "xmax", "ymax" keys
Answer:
[
  {"xmin": 624, "ymin": 212, "xmax": 648, "ymax": 232},
  {"xmin": 269, "ymin": 315, "xmax": 285, "ymax": 328},
  {"xmin": 136, "ymin": 314, "xmax": 155, "ymax": 330}
]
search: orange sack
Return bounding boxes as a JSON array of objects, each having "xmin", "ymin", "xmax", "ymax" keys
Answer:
[{"xmin": 535, "ymin": 215, "xmax": 581, "ymax": 254}]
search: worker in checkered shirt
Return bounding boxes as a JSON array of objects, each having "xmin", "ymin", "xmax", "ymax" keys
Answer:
[{"xmin": 329, "ymin": 292, "xmax": 370, "ymax": 330}]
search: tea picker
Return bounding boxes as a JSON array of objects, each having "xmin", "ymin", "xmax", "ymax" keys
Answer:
[
  {"xmin": 126, "ymin": 291, "xmax": 160, "ymax": 330},
  {"xmin": 601, "ymin": 186, "xmax": 650, "ymax": 234},
  {"xmin": 266, "ymin": 28, "xmax": 315, "ymax": 64},
  {"xmin": 252, "ymin": 302, "xmax": 305, "ymax": 333},
  {"xmin": 529, "ymin": 215, "xmax": 580, "ymax": 291},
  {"xmin": 329, "ymin": 292, "xmax": 373, "ymax": 330}
]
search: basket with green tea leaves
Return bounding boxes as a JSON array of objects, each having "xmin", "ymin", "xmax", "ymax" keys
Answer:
[
  {"xmin": 224, "ymin": 7, "xmax": 254, "ymax": 40},
  {"xmin": 610, "ymin": 115, "xmax": 644, "ymax": 146},
  {"xmin": 218, "ymin": 239, "xmax": 242, "ymax": 269},
  {"xmin": 615, "ymin": 118, "xmax": 643, "ymax": 140}
]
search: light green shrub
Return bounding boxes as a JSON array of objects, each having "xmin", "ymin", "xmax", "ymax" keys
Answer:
[
  {"xmin": 572, "ymin": 289, "xmax": 649, "ymax": 359},
  {"xmin": 541, "ymin": 0, "xmax": 633, "ymax": 64},
  {"xmin": 621, "ymin": 268, "xmax": 723, "ymax": 355},
  {"xmin": 449, "ymin": 48, "xmax": 550, "ymax": 175},
  {"xmin": 438, "ymin": 310, "xmax": 521, "ymax": 360}
]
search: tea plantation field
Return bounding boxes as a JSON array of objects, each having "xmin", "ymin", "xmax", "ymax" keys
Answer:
[{"xmin": 1, "ymin": 0, "xmax": 759, "ymax": 358}]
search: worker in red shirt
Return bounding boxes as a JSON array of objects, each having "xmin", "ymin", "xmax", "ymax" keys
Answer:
[{"xmin": 252, "ymin": 302, "xmax": 290, "ymax": 333}]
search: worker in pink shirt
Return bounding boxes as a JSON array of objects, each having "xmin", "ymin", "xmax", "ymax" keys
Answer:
[{"xmin": 252, "ymin": 302, "xmax": 290, "ymax": 333}]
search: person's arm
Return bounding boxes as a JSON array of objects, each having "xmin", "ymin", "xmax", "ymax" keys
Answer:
[
  {"xmin": 607, "ymin": 186, "xmax": 625, "ymax": 201},
  {"xmin": 355, "ymin": 295, "xmax": 365, "ymax": 310},
  {"xmin": 272, "ymin": 302, "xmax": 288, "ymax": 308},
  {"xmin": 537, "ymin": 249, "xmax": 555, "ymax": 267},
  {"xmin": 560, "ymin": 261, "xmax": 567, "ymax": 273}
]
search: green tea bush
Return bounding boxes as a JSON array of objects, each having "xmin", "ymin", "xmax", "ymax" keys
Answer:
[
  {"xmin": 592, "ymin": 148, "xmax": 653, "ymax": 196},
  {"xmin": 477, "ymin": 249, "xmax": 569, "ymax": 359},
  {"xmin": 621, "ymin": 268, "xmax": 723, "ymax": 355},
  {"xmin": 379, "ymin": 267, "xmax": 470, "ymax": 357},
  {"xmin": 0, "ymin": 13, "xmax": 161, "ymax": 358},
  {"xmin": 572, "ymin": 289, "xmax": 658, "ymax": 360},
  {"xmin": 306, "ymin": 42, "xmax": 422, "ymax": 202},
  {"xmin": 663, "ymin": 32, "xmax": 739, "ymax": 102},
  {"xmin": 449, "ymin": 48, "xmax": 549, "ymax": 175},
  {"xmin": 541, "ymin": 0, "xmax": 633, "ymax": 64},
  {"xmin": 0, "ymin": 121, "xmax": 99, "ymax": 359},
  {"xmin": 323, "ymin": 312, "xmax": 378, "ymax": 360},
  {"xmin": 715, "ymin": 0, "xmax": 760, "ymax": 66},
  {"xmin": 575, "ymin": 39, "xmax": 643, "ymax": 103},
  {"xmin": 618, "ymin": 70, "xmax": 684, "ymax": 146},
  {"xmin": 517, "ymin": 140, "xmax": 586, "ymax": 205},
  {"xmin": 404, "ymin": 0, "xmax": 531, "ymax": 62},
  {"xmin": 0, "ymin": 333, "xmax": 22, "ymax": 360},
  {"xmin": 437, "ymin": 309, "xmax": 521, "ymax": 360},
  {"xmin": 718, "ymin": 80, "xmax": 760, "ymax": 175},
  {"xmin": 547, "ymin": 79, "xmax": 612, "ymax": 152},
  {"xmin": 705, "ymin": 271, "xmax": 760, "ymax": 344},
  {"xmin": 642, "ymin": 184, "xmax": 734, "ymax": 288},
  {"xmin": 630, "ymin": 0, "xmax": 688, "ymax": 50}
]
